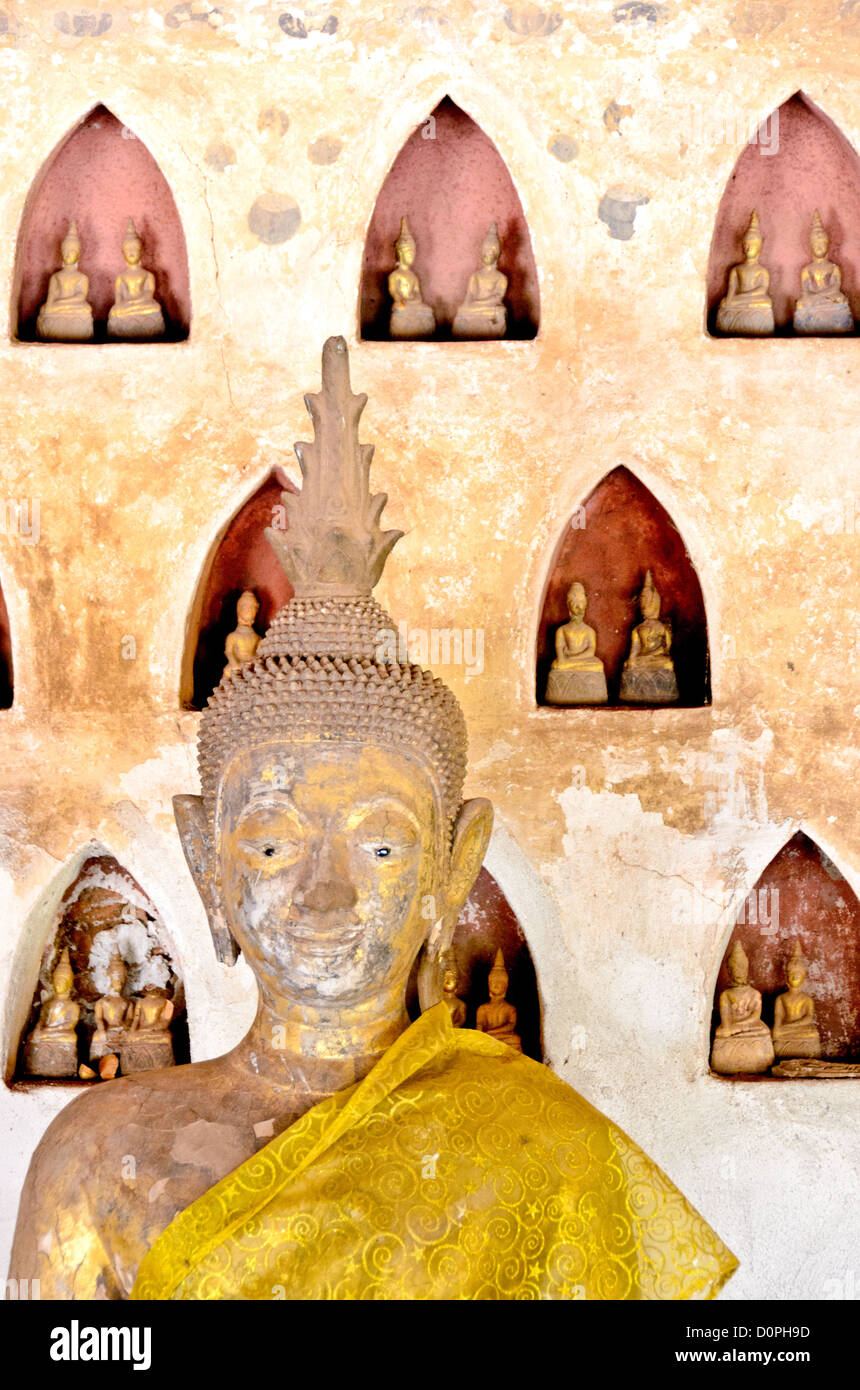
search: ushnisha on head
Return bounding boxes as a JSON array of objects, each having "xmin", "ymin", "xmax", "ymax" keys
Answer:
[
  {"xmin": 61, "ymin": 221, "xmax": 82, "ymax": 265},
  {"xmin": 741, "ymin": 209, "xmax": 763, "ymax": 259},
  {"xmin": 122, "ymin": 217, "xmax": 143, "ymax": 265},
  {"xmin": 52, "ymin": 947, "xmax": 75, "ymax": 996},
  {"xmin": 175, "ymin": 339, "xmax": 492, "ymax": 1036},
  {"xmin": 810, "ymin": 209, "xmax": 829, "ymax": 259},
  {"xmin": 640, "ymin": 570, "xmax": 662, "ymax": 621},
  {"xmin": 786, "ymin": 939, "xmax": 808, "ymax": 989},
  {"xmin": 481, "ymin": 222, "xmax": 501, "ymax": 266},
  {"xmin": 395, "ymin": 215, "xmax": 417, "ymax": 267}
]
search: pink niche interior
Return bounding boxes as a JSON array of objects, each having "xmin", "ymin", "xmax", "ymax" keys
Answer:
[
  {"xmin": 360, "ymin": 97, "xmax": 540, "ymax": 341},
  {"xmin": 14, "ymin": 105, "xmax": 190, "ymax": 342},
  {"xmin": 707, "ymin": 93, "xmax": 860, "ymax": 334},
  {"xmin": 182, "ymin": 469, "xmax": 297, "ymax": 711},
  {"xmin": 0, "ymin": 579, "xmax": 12, "ymax": 708}
]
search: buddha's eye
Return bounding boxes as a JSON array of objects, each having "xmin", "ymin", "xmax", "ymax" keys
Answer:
[
  {"xmin": 374, "ymin": 846, "xmax": 391, "ymax": 859},
  {"xmin": 263, "ymin": 846, "xmax": 276, "ymax": 858}
]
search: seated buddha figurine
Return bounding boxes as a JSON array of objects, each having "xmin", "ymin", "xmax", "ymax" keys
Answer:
[
  {"xmin": 10, "ymin": 339, "xmax": 737, "ymax": 1302},
  {"xmin": 36, "ymin": 221, "xmax": 94, "ymax": 342},
  {"xmin": 619, "ymin": 570, "xmax": 679, "ymax": 703},
  {"xmin": 224, "ymin": 590, "xmax": 261, "ymax": 672},
  {"xmin": 452, "ymin": 222, "xmax": 508, "ymax": 339},
  {"xmin": 90, "ymin": 951, "xmax": 130, "ymax": 1062},
  {"xmin": 772, "ymin": 940, "xmax": 822, "ymax": 1060},
  {"xmin": 710, "ymin": 939, "xmax": 774, "ymax": 1075},
  {"xmin": 441, "ymin": 962, "xmax": 467, "ymax": 1029},
  {"xmin": 120, "ymin": 985, "xmax": 175, "ymax": 1075},
  {"xmin": 793, "ymin": 210, "xmax": 853, "ymax": 335},
  {"xmin": 388, "ymin": 216, "xmax": 435, "ymax": 339},
  {"xmin": 23, "ymin": 948, "xmax": 80, "ymax": 1078},
  {"xmin": 107, "ymin": 219, "xmax": 165, "ymax": 340},
  {"xmin": 715, "ymin": 210, "xmax": 775, "ymax": 336},
  {"xmin": 476, "ymin": 949, "xmax": 522, "ymax": 1052},
  {"xmin": 545, "ymin": 580, "xmax": 608, "ymax": 705}
]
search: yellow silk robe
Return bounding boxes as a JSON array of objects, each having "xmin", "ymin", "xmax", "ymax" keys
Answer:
[{"xmin": 132, "ymin": 1004, "xmax": 737, "ymax": 1301}]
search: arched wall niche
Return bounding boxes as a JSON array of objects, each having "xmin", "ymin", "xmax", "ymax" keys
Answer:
[
  {"xmin": 181, "ymin": 468, "xmax": 297, "ymax": 711},
  {"xmin": 12, "ymin": 104, "xmax": 191, "ymax": 341},
  {"xmin": 359, "ymin": 96, "xmax": 540, "ymax": 341},
  {"xmin": 710, "ymin": 831, "xmax": 860, "ymax": 1071},
  {"xmin": 706, "ymin": 92, "xmax": 860, "ymax": 334},
  {"xmin": 535, "ymin": 466, "xmax": 711, "ymax": 708},
  {"xmin": 8, "ymin": 850, "xmax": 187, "ymax": 1087}
]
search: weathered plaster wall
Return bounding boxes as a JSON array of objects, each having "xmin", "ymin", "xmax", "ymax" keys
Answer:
[{"xmin": 0, "ymin": 0, "xmax": 858, "ymax": 1300}]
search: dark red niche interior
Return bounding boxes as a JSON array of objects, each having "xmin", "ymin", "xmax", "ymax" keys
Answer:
[
  {"xmin": 0, "ymin": 579, "xmax": 12, "ymax": 707},
  {"xmin": 406, "ymin": 867, "xmax": 543, "ymax": 1061},
  {"xmin": 15, "ymin": 105, "xmax": 190, "ymax": 341},
  {"xmin": 360, "ymin": 97, "xmax": 540, "ymax": 340},
  {"xmin": 536, "ymin": 466, "xmax": 710, "ymax": 707},
  {"xmin": 184, "ymin": 469, "xmax": 296, "ymax": 710},
  {"xmin": 707, "ymin": 93, "xmax": 860, "ymax": 334},
  {"xmin": 710, "ymin": 833, "xmax": 860, "ymax": 1063}
]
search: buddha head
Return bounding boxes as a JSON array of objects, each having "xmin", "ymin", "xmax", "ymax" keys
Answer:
[
  {"xmin": 810, "ymin": 210, "xmax": 829, "ymax": 260},
  {"xmin": 122, "ymin": 218, "xmax": 143, "ymax": 266},
  {"xmin": 639, "ymin": 570, "xmax": 661, "ymax": 621},
  {"xmin": 235, "ymin": 590, "xmax": 259, "ymax": 627},
  {"xmin": 442, "ymin": 966, "xmax": 459, "ymax": 994},
  {"xmin": 741, "ymin": 210, "xmax": 763, "ymax": 262},
  {"xmin": 52, "ymin": 947, "xmax": 74, "ymax": 998},
  {"xmin": 566, "ymin": 580, "xmax": 587, "ymax": 621},
  {"xmin": 394, "ymin": 216, "xmax": 416, "ymax": 268},
  {"xmin": 727, "ymin": 938, "xmax": 750, "ymax": 987},
  {"xmin": 785, "ymin": 939, "xmax": 808, "ymax": 990},
  {"xmin": 176, "ymin": 339, "xmax": 492, "ymax": 1052},
  {"xmin": 487, "ymin": 948, "xmax": 509, "ymax": 1000},
  {"xmin": 106, "ymin": 951, "xmax": 127, "ymax": 995},
  {"xmin": 60, "ymin": 221, "xmax": 82, "ymax": 266},
  {"xmin": 481, "ymin": 222, "xmax": 501, "ymax": 268}
]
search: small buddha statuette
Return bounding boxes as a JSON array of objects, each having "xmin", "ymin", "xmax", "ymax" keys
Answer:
[
  {"xmin": 476, "ymin": 949, "xmax": 522, "ymax": 1052},
  {"xmin": 388, "ymin": 216, "xmax": 435, "ymax": 339},
  {"xmin": 619, "ymin": 570, "xmax": 679, "ymax": 703},
  {"xmin": 715, "ymin": 210, "xmax": 775, "ymax": 336},
  {"xmin": 24, "ymin": 947, "xmax": 80, "ymax": 1077},
  {"xmin": 772, "ymin": 940, "xmax": 822, "ymax": 1060},
  {"xmin": 442, "ymin": 962, "xmax": 467, "ymax": 1028},
  {"xmin": 546, "ymin": 580, "xmax": 608, "ymax": 705},
  {"xmin": 793, "ymin": 210, "xmax": 853, "ymax": 335},
  {"xmin": 225, "ymin": 590, "xmax": 261, "ymax": 672},
  {"xmin": 90, "ymin": 950, "xmax": 131, "ymax": 1063},
  {"xmin": 36, "ymin": 221, "xmax": 94, "ymax": 342},
  {"xmin": 452, "ymin": 222, "xmax": 508, "ymax": 339},
  {"xmin": 119, "ymin": 984, "xmax": 175, "ymax": 1075},
  {"xmin": 107, "ymin": 218, "xmax": 165, "ymax": 340},
  {"xmin": 710, "ymin": 938, "xmax": 774, "ymax": 1075}
]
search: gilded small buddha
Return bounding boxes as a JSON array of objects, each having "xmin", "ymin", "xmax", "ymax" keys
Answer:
[
  {"xmin": 772, "ymin": 940, "xmax": 821, "ymax": 1060},
  {"xmin": 619, "ymin": 570, "xmax": 679, "ymax": 703},
  {"xmin": 90, "ymin": 951, "xmax": 130, "ymax": 1062},
  {"xmin": 36, "ymin": 221, "xmax": 94, "ymax": 342},
  {"xmin": 224, "ymin": 590, "xmax": 261, "ymax": 672},
  {"xmin": 442, "ymin": 963, "xmax": 467, "ymax": 1028},
  {"xmin": 452, "ymin": 222, "xmax": 508, "ymax": 339},
  {"xmin": 793, "ymin": 210, "xmax": 853, "ymax": 335},
  {"xmin": 119, "ymin": 985, "xmax": 175, "ymax": 1075},
  {"xmin": 710, "ymin": 939, "xmax": 774, "ymax": 1075},
  {"xmin": 388, "ymin": 216, "xmax": 435, "ymax": 339},
  {"xmin": 546, "ymin": 580, "xmax": 607, "ymax": 705},
  {"xmin": 476, "ymin": 949, "xmax": 522, "ymax": 1052},
  {"xmin": 23, "ymin": 948, "xmax": 80, "ymax": 1078},
  {"xmin": 107, "ymin": 218, "xmax": 165, "ymax": 340},
  {"xmin": 715, "ymin": 210, "xmax": 775, "ymax": 336}
]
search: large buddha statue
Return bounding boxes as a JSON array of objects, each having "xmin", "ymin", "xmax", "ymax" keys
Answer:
[
  {"xmin": 388, "ymin": 216, "xmax": 435, "ymax": 339},
  {"xmin": 772, "ymin": 940, "xmax": 821, "ymax": 1061},
  {"xmin": 10, "ymin": 339, "xmax": 736, "ymax": 1301},
  {"xmin": 619, "ymin": 569, "xmax": 679, "ymax": 703},
  {"xmin": 107, "ymin": 218, "xmax": 165, "ymax": 340},
  {"xmin": 476, "ymin": 949, "xmax": 522, "ymax": 1052},
  {"xmin": 793, "ymin": 211, "xmax": 853, "ymax": 335},
  {"xmin": 452, "ymin": 222, "xmax": 508, "ymax": 339},
  {"xmin": 23, "ymin": 948, "xmax": 80, "ymax": 1078},
  {"xmin": 36, "ymin": 221, "xmax": 94, "ymax": 342},
  {"xmin": 710, "ymin": 938, "xmax": 774, "ymax": 1075},
  {"xmin": 715, "ymin": 210, "xmax": 774, "ymax": 336},
  {"xmin": 545, "ymin": 580, "xmax": 607, "ymax": 705}
]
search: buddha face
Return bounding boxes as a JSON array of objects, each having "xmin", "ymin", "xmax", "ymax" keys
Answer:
[
  {"xmin": 811, "ymin": 229, "xmax": 829, "ymax": 259},
  {"xmin": 443, "ymin": 969, "xmax": 457, "ymax": 992},
  {"xmin": 742, "ymin": 231, "xmax": 762, "ymax": 260},
  {"xmin": 396, "ymin": 239, "xmax": 415, "ymax": 268},
  {"xmin": 123, "ymin": 238, "xmax": 142, "ymax": 266},
  {"xmin": 53, "ymin": 967, "xmax": 73, "ymax": 997},
  {"xmin": 567, "ymin": 584, "xmax": 586, "ymax": 620},
  {"xmin": 236, "ymin": 592, "xmax": 259, "ymax": 626},
  {"xmin": 481, "ymin": 242, "xmax": 499, "ymax": 267},
  {"xmin": 108, "ymin": 962, "xmax": 126, "ymax": 994},
  {"xmin": 641, "ymin": 587, "xmax": 661, "ymax": 621},
  {"xmin": 786, "ymin": 963, "xmax": 806, "ymax": 989},
  {"xmin": 61, "ymin": 242, "xmax": 80, "ymax": 266},
  {"xmin": 488, "ymin": 970, "xmax": 507, "ymax": 999}
]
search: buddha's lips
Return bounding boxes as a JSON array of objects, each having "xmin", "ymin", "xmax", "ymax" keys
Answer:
[{"xmin": 284, "ymin": 919, "xmax": 363, "ymax": 955}]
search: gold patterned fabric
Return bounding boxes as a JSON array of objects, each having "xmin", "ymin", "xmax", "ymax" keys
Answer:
[{"xmin": 131, "ymin": 1005, "xmax": 737, "ymax": 1301}]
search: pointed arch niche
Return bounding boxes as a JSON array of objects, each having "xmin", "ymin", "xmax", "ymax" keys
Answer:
[
  {"xmin": 13, "ymin": 105, "xmax": 190, "ymax": 342},
  {"xmin": 707, "ymin": 93, "xmax": 860, "ymax": 335},
  {"xmin": 536, "ymin": 466, "xmax": 710, "ymax": 708},
  {"xmin": 181, "ymin": 469, "xmax": 297, "ymax": 711},
  {"xmin": 11, "ymin": 852, "xmax": 188, "ymax": 1086},
  {"xmin": 710, "ymin": 833, "xmax": 860, "ymax": 1073},
  {"xmin": 359, "ymin": 97, "xmax": 540, "ymax": 341}
]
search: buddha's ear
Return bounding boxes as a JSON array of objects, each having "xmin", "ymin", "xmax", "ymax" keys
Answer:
[
  {"xmin": 173, "ymin": 794, "xmax": 239, "ymax": 966},
  {"xmin": 417, "ymin": 798, "xmax": 493, "ymax": 1012}
]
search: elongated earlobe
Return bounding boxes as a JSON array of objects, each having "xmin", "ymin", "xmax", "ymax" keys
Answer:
[
  {"xmin": 173, "ymin": 794, "xmax": 239, "ymax": 966},
  {"xmin": 417, "ymin": 797, "xmax": 494, "ymax": 1011}
]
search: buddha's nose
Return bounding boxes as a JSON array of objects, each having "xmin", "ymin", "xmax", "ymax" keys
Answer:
[{"xmin": 292, "ymin": 837, "xmax": 357, "ymax": 913}]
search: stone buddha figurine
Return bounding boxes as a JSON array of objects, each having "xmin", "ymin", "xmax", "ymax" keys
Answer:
[
  {"xmin": 107, "ymin": 218, "xmax": 165, "ymax": 340},
  {"xmin": 23, "ymin": 948, "xmax": 80, "ymax": 1078},
  {"xmin": 120, "ymin": 985, "xmax": 175, "ymax": 1075},
  {"xmin": 10, "ymin": 338, "xmax": 737, "ymax": 1302},
  {"xmin": 36, "ymin": 221, "xmax": 94, "ymax": 342},
  {"xmin": 388, "ymin": 216, "xmax": 435, "ymax": 339},
  {"xmin": 476, "ymin": 949, "xmax": 522, "ymax": 1052},
  {"xmin": 793, "ymin": 210, "xmax": 853, "ymax": 335},
  {"xmin": 710, "ymin": 938, "xmax": 775, "ymax": 1075},
  {"xmin": 546, "ymin": 580, "xmax": 608, "ymax": 705},
  {"xmin": 772, "ymin": 940, "xmax": 822, "ymax": 1060},
  {"xmin": 442, "ymin": 962, "xmax": 467, "ymax": 1028},
  {"xmin": 90, "ymin": 951, "xmax": 130, "ymax": 1062},
  {"xmin": 224, "ymin": 590, "xmax": 261, "ymax": 671},
  {"xmin": 452, "ymin": 222, "xmax": 508, "ymax": 339},
  {"xmin": 715, "ymin": 210, "xmax": 775, "ymax": 336},
  {"xmin": 619, "ymin": 570, "xmax": 679, "ymax": 703}
]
